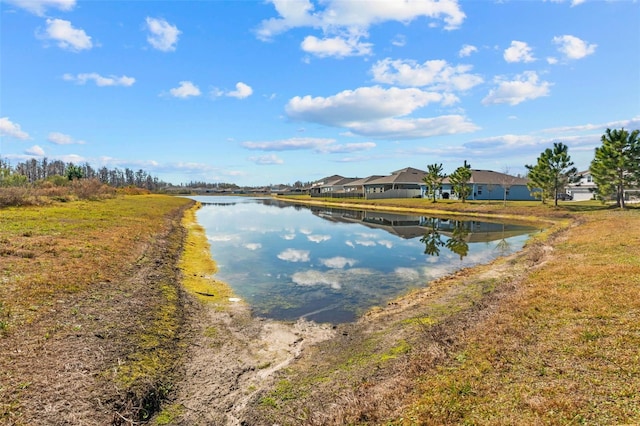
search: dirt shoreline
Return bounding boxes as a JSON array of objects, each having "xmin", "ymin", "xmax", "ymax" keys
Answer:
[{"xmin": 162, "ymin": 199, "xmax": 564, "ymax": 425}]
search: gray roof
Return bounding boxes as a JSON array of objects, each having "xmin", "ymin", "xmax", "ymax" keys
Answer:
[
  {"xmin": 310, "ymin": 175, "xmax": 345, "ymax": 188},
  {"xmin": 343, "ymin": 175, "xmax": 386, "ymax": 187},
  {"xmin": 365, "ymin": 167, "xmax": 427, "ymax": 185},
  {"xmin": 443, "ymin": 169, "xmax": 528, "ymax": 185}
]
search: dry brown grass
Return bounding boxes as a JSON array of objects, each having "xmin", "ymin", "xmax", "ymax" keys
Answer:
[
  {"xmin": 245, "ymin": 201, "xmax": 639, "ymax": 425},
  {"xmin": 0, "ymin": 195, "xmax": 194, "ymax": 425}
]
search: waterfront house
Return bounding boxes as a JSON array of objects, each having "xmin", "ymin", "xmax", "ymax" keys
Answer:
[
  {"xmin": 437, "ymin": 169, "xmax": 536, "ymax": 201},
  {"xmin": 362, "ymin": 167, "xmax": 427, "ymax": 199}
]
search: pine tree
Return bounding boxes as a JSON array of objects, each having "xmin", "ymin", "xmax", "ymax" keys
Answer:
[
  {"xmin": 422, "ymin": 163, "xmax": 446, "ymax": 202},
  {"xmin": 590, "ymin": 128, "xmax": 640, "ymax": 209}
]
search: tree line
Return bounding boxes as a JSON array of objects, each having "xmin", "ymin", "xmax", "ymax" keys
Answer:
[{"xmin": 0, "ymin": 157, "xmax": 170, "ymax": 191}]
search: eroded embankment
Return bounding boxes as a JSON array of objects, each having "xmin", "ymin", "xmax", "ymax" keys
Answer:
[{"xmin": 157, "ymin": 203, "xmax": 335, "ymax": 425}]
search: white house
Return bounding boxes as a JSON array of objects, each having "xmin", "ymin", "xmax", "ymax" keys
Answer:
[{"xmin": 566, "ymin": 170, "xmax": 597, "ymax": 201}]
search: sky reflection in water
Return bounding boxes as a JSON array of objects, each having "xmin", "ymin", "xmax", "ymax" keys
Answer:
[{"xmin": 192, "ymin": 196, "xmax": 538, "ymax": 324}]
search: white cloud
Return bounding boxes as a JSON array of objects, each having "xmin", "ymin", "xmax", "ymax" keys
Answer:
[
  {"xmin": 0, "ymin": 117, "xmax": 30, "ymax": 140},
  {"xmin": 145, "ymin": 17, "xmax": 181, "ymax": 52},
  {"xmin": 482, "ymin": 71, "xmax": 551, "ymax": 106},
  {"xmin": 277, "ymin": 248, "xmax": 310, "ymax": 262},
  {"xmin": 344, "ymin": 115, "xmax": 479, "ymax": 139},
  {"xmin": 307, "ymin": 234, "xmax": 331, "ymax": 243},
  {"xmin": 391, "ymin": 34, "xmax": 406, "ymax": 47},
  {"xmin": 25, "ymin": 145, "xmax": 45, "ymax": 156},
  {"xmin": 291, "ymin": 270, "xmax": 341, "ymax": 290},
  {"xmin": 553, "ymin": 35, "xmax": 596, "ymax": 60},
  {"xmin": 244, "ymin": 243, "xmax": 262, "ymax": 250},
  {"xmin": 256, "ymin": 0, "xmax": 466, "ymax": 41},
  {"xmin": 242, "ymin": 137, "xmax": 375, "ymax": 153},
  {"xmin": 169, "ymin": 81, "xmax": 201, "ymax": 98},
  {"xmin": 249, "ymin": 154, "xmax": 284, "ymax": 165},
  {"xmin": 63, "ymin": 73, "xmax": 135, "ymax": 87},
  {"xmin": 5, "ymin": 0, "xmax": 75, "ymax": 16},
  {"xmin": 286, "ymin": 86, "xmax": 449, "ymax": 126},
  {"xmin": 301, "ymin": 35, "xmax": 372, "ymax": 58},
  {"xmin": 47, "ymin": 132, "xmax": 85, "ymax": 145},
  {"xmin": 504, "ymin": 41, "xmax": 535, "ymax": 63},
  {"xmin": 371, "ymin": 58, "xmax": 483, "ymax": 91},
  {"xmin": 282, "ymin": 233, "xmax": 296, "ymax": 240},
  {"xmin": 227, "ymin": 82, "xmax": 253, "ymax": 99},
  {"xmin": 319, "ymin": 257, "xmax": 357, "ymax": 268},
  {"xmin": 282, "ymin": 85, "xmax": 480, "ymax": 138},
  {"xmin": 42, "ymin": 18, "xmax": 92, "ymax": 51},
  {"xmin": 458, "ymin": 44, "xmax": 477, "ymax": 57}
]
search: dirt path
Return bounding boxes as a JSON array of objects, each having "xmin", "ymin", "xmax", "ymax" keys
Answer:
[{"xmin": 168, "ymin": 299, "xmax": 335, "ymax": 425}]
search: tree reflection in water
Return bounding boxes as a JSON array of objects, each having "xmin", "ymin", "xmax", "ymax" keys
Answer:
[
  {"xmin": 420, "ymin": 218, "xmax": 470, "ymax": 260},
  {"xmin": 420, "ymin": 218, "xmax": 445, "ymax": 256}
]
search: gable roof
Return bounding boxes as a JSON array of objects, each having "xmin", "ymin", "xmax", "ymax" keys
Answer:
[
  {"xmin": 365, "ymin": 167, "xmax": 427, "ymax": 185},
  {"xmin": 310, "ymin": 175, "xmax": 345, "ymax": 188},
  {"xmin": 343, "ymin": 175, "xmax": 386, "ymax": 187},
  {"xmin": 442, "ymin": 169, "xmax": 528, "ymax": 185}
]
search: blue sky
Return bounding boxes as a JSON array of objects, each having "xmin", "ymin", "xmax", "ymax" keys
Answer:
[{"xmin": 1, "ymin": 0, "xmax": 638, "ymax": 186}]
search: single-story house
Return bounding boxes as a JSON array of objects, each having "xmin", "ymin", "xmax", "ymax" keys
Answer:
[
  {"xmin": 309, "ymin": 175, "xmax": 345, "ymax": 196},
  {"xmin": 343, "ymin": 175, "xmax": 385, "ymax": 196},
  {"xmin": 435, "ymin": 169, "xmax": 537, "ymax": 201},
  {"xmin": 363, "ymin": 167, "xmax": 427, "ymax": 199}
]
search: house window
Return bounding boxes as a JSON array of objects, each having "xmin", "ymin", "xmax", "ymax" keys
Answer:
[
  {"xmin": 477, "ymin": 185, "xmax": 483, "ymax": 195},
  {"xmin": 587, "ymin": 175, "xmax": 593, "ymax": 183}
]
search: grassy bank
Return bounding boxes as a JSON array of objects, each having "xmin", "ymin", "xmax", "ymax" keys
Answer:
[
  {"xmin": 247, "ymin": 199, "xmax": 640, "ymax": 425},
  {"xmin": 0, "ymin": 194, "xmax": 194, "ymax": 424}
]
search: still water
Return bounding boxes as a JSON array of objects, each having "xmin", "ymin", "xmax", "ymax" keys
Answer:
[{"xmin": 191, "ymin": 196, "xmax": 539, "ymax": 324}]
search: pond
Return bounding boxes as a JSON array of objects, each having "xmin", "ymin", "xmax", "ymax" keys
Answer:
[{"xmin": 191, "ymin": 196, "xmax": 540, "ymax": 324}]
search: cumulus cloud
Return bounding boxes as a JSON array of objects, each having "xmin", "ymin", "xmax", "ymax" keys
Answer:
[
  {"xmin": 319, "ymin": 257, "xmax": 357, "ymax": 269},
  {"xmin": 63, "ymin": 73, "xmax": 135, "ymax": 87},
  {"xmin": 227, "ymin": 82, "xmax": 253, "ymax": 99},
  {"xmin": 277, "ymin": 248, "xmax": 310, "ymax": 262},
  {"xmin": 553, "ymin": 35, "xmax": 596, "ymax": 60},
  {"xmin": 504, "ymin": 41, "xmax": 535, "ymax": 63},
  {"xmin": 249, "ymin": 154, "xmax": 284, "ymax": 165},
  {"xmin": 145, "ymin": 17, "xmax": 181, "ymax": 51},
  {"xmin": 242, "ymin": 137, "xmax": 376, "ymax": 154},
  {"xmin": 291, "ymin": 270, "xmax": 341, "ymax": 290},
  {"xmin": 256, "ymin": 0, "xmax": 466, "ymax": 41},
  {"xmin": 41, "ymin": 18, "xmax": 92, "ymax": 51},
  {"xmin": 244, "ymin": 243, "xmax": 262, "ymax": 250},
  {"xmin": 482, "ymin": 71, "xmax": 551, "ymax": 106},
  {"xmin": 458, "ymin": 44, "xmax": 477, "ymax": 57},
  {"xmin": 47, "ymin": 132, "xmax": 85, "ymax": 145},
  {"xmin": 5, "ymin": 0, "xmax": 75, "ymax": 16},
  {"xmin": 371, "ymin": 58, "xmax": 483, "ymax": 91},
  {"xmin": 301, "ymin": 35, "xmax": 372, "ymax": 58},
  {"xmin": 256, "ymin": 0, "xmax": 464, "ymax": 58},
  {"xmin": 25, "ymin": 145, "xmax": 45, "ymax": 156},
  {"xmin": 286, "ymin": 86, "xmax": 449, "ymax": 127},
  {"xmin": 0, "ymin": 117, "xmax": 30, "ymax": 140},
  {"xmin": 169, "ymin": 81, "xmax": 201, "ymax": 98}
]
